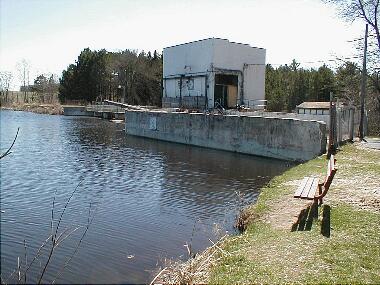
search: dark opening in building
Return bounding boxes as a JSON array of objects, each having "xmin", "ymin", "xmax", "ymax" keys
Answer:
[{"xmin": 214, "ymin": 74, "xmax": 238, "ymax": 108}]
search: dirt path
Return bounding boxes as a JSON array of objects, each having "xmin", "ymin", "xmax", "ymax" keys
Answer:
[{"xmin": 261, "ymin": 143, "xmax": 380, "ymax": 231}]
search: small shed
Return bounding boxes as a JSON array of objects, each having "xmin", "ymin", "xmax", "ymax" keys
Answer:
[
  {"xmin": 296, "ymin": 102, "xmax": 331, "ymax": 115},
  {"xmin": 162, "ymin": 38, "xmax": 266, "ymax": 109}
]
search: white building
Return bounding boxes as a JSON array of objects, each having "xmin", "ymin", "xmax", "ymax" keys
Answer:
[{"xmin": 162, "ymin": 38, "xmax": 266, "ymax": 109}]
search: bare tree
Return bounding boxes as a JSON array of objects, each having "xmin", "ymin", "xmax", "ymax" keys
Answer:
[
  {"xmin": 0, "ymin": 71, "xmax": 13, "ymax": 91},
  {"xmin": 326, "ymin": 0, "xmax": 379, "ymax": 81},
  {"xmin": 0, "ymin": 71, "xmax": 13, "ymax": 105},
  {"xmin": 326, "ymin": 0, "xmax": 380, "ymax": 135},
  {"xmin": 16, "ymin": 59, "xmax": 31, "ymax": 102}
]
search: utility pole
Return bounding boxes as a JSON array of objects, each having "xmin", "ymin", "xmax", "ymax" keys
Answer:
[{"xmin": 359, "ymin": 24, "xmax": 368, "ymax": 140}]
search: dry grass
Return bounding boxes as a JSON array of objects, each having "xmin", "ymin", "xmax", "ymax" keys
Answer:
[
  {"xmin": 330, "ymin": 143, "xmax": 380, "ymax": 213},
  {"xmin": 151, "ymin": 235, "xmax": 237, "ymax": 285},
  {"xmin": 1, "ymin": 103, "xmax": 63, "ymax": 115}
]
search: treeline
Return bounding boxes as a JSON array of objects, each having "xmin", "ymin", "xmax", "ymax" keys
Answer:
[
  {"xmin": 266, "ymin": 60, "xmax": 379, "ymax": 135},
  {"xmin": 58, "ymin": 49, "xmax": 379, "ymax": 135},
  {"xmin": 266, "ymin": 60, "xmax": 357, "ymax": 112},
  {"xmin": 59, "ymin": 48, "xmax": 162, "ymax": 106}
]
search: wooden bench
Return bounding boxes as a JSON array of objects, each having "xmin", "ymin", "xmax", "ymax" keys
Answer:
[{"xmin": 294, "ymin": 155, "xmax": 337, "ymax": 204}]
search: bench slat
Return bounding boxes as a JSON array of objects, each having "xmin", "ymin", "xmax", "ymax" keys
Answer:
[
  {"xmin": 294, "ymin": 177, "xmax": 309, "ymax": 198},
  {"xmin": 294, "ymin": 155, "xmax": 337, "ymax": 202},
  {"xmin": 307, "ymin": 178, "xmax": 320, "ymax": 199},
  {"xmin": 301, "ymin": 177, "xmax": 313, "ymax": 198},
  {"xmin": 301, "ymin": 177, "xmax": 318, "ymax": 199}
]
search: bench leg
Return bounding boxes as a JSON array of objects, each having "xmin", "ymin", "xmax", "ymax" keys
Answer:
[
  {"xmin": 311, "ymin": 200, "xmax": 319, "ymax": 219},
  {"xmin": 318, "ymin": 184, "xmax": 323, "ymax": 205}
]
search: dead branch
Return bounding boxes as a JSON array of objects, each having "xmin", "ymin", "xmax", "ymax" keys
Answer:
[
  {"xmin": 17, "ymin": 234, "xmax": 53, "ymax": 282},
  {"xmin": 0, "ymin": 128, "xmax": 19, "ymax": 160},
  {"xmin": 37, "ymin": 180, "xmax": 83, "ymax": 284},
  {"xmin": 51, "ymin": 202, "xmax": 97, "ymax": 284},
  {"xmin": 23, "ymin": 240, "xmax": 27, "ymax": 284}
]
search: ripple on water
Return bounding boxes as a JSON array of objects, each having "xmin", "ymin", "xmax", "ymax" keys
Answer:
[{"xmin": 0, "ymin": 110, "xmax": 290, "ymax": 284}]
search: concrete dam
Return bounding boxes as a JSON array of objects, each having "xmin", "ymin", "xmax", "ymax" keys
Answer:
[{"xmin": 125, "ymin": 110, "xmax": 327, "ymax": 161}]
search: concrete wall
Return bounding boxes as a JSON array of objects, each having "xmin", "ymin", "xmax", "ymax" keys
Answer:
[
  {"xmin": 163, "ymin": 76, "xmax": 206, "ymax": 98},
  {"xmin": 163, "ymin": 40, "xmax": 213, "ymax": 76},
  {"xmin": 213, "ymin": 39, "xmax": 266, "ymax": 70},
  {"xmin": 162, "ymin": 96, "xmax": 207, "ymax": 109},
  {"xmin": 243, "ymin": 64, "xmax": 266, "ymax": 103},
  {"xmin": 125, "ymin": 110, "xmax": 327, "ymax": 161},
  {"xmin": 63, "ymin": 106, "xmax": 92, "ymax": 116},
  {"xmin": 229, "ymin": 108, "xmax": 360, "ymax": 143},
  {"xmin": 63, "ymin": 106, "xmax": 125, "ymax": 120}
]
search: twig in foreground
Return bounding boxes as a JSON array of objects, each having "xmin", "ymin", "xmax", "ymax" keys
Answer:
[
  {"xmin": 0, "ymin": 127, "xmax": 20, "ymax": 160},
  {"xmin": 37, "ymin": 180, "xmax": 83, "ymax": 284},
  {"xmin": 52, "ymin": 202, "xmax": 97, "ymax": 284}
]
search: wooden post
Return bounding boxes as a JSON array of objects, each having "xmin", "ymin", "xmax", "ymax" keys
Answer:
[
  {"xmin": 359, "ymin": 24, "xmax": 368, "ymax": 140},
  {"xmin": 333, "ymin": 101, "xmax": 338, "ymax": 149},
  {"xmin": 328, "ymin": 92, "xmax": 336, "ymax": 156},
  {"xmin": 336, "ymin": 98, "xmax": 341, "ymax": 146},
  {"xmin": 349, "ymin": 107, "xmax": 354, "ymax": 141}
]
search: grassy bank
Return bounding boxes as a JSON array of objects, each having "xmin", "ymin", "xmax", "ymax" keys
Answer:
[
  {"xmin": 1, "ymin": 102, "xmax": 63, "ymax": 115},
  {"xmin": 209, "ymin": 143, "xmax": 380, "ymax": 284},
  {"xmin": 155, "ymin": 143, "xmax": 380, "ymax": 284}
]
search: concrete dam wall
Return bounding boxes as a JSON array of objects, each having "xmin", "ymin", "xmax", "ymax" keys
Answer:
[{"xmin": 125, "ymin": 110, "xmax": 327, "ymax": 161}]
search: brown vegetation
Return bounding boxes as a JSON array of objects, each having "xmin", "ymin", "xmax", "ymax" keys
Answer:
[{"xmin": 2, "ymin": 103, "xmax": 63, "ymax": 115}]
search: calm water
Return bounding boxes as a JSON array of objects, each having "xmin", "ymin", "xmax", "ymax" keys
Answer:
[{"xmin": 0, "ymin": 110, "xmax": 289, "ymax": 284}]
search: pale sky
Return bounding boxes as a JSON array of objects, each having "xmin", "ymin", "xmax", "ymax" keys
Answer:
[{"xmin": 0, "ymin": 0, "xmax": 365, "ymax": 90}]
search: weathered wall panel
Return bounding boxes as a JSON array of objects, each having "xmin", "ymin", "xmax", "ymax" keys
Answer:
[
  {"xmin": 243, "ymin": 64, "xmax": 266, "ymax": 103},
  {"xmin": 125, "ymin": 110, "xmax": 327, "ymax": 161},
  {"xmin": 213, "ymin": 40, "xmax": 266, "ymax": 69},
  {"xmin": 163, "ymin": 40, "xmax": 213, "ymax": 76}
]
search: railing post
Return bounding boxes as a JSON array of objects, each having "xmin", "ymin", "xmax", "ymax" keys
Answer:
[{"xmin": 328, "ymin": 92, "xmax": 337, "ymax": 157}]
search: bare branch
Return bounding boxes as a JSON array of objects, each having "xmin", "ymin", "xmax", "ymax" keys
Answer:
[
  {"xmin": 0, "ymin": 128, "xmax": 20, "ymax": 160},
  {"xmin": 54, "ymin": 180, "xmax": 83, "ymax": 241},
  {"xmin": 52, "ymin": 202, "xmax": 97, "ymax": 284},
  {"xmin": 54, "ymin": 226, "xmax": 84, "ymax": 248},
  {"xmin": 24, "ymin": 240, "xmax": 27, "ymax": 284},
  {"xmin": 18, "ymin": 234, "xmax": 53, "ymax": 282},
  {"xmin": 37, "ymin": 180, "xmax": 83, "ymax": 284}
]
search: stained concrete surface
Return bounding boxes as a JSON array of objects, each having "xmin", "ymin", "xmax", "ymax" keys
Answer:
[{"xmin": 362, "ymin": 137, "xmax": 380, "ymax": 150}]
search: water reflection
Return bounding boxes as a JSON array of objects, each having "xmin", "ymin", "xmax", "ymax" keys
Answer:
[{"xmin": 1, "ymin": 111, "xmax": 290, "ymax": 284}]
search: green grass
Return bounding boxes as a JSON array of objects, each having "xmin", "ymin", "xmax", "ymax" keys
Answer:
[
  {"xmin": 238, "ymin": 154, "xmax": 327, "ymax": 224},
  {"xmin": 209, "ymin": 144, "xmax": 380, "ymax": 284}
]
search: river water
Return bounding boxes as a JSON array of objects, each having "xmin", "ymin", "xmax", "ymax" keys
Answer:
[{"xmin": 0, "ymin": 110, "xmax": 289, "ymax": 284}]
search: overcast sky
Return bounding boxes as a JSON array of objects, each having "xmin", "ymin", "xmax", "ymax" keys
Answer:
[{"xmin": 1, "ymin": 0, "xmax": 365, "ymax": 90}]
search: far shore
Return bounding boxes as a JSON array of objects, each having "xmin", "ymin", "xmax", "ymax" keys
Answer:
[{"xmin": 1, "ymin": 103, "xmax": 64, "ymax": 115}]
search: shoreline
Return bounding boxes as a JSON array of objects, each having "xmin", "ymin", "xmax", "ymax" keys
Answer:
[
  {"xmin": 1, "ymin": 103, "xmax": 64, "ymax": 115},
  {"xmin": 154, "ymin": 142, "xmax": 380, "ymax": 284}
]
